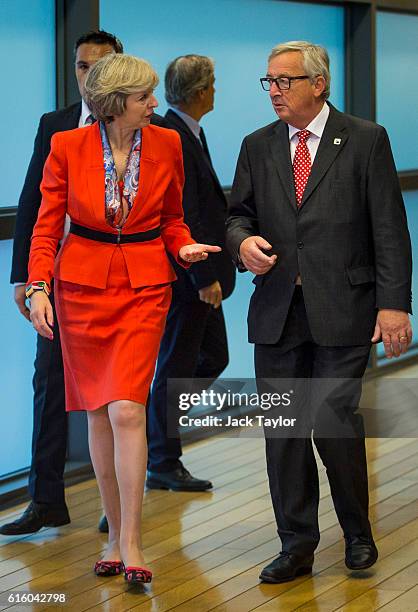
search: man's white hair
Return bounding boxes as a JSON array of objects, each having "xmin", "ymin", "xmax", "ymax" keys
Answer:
[{"xmin": 269, "ymin": 41, "xmax": 330, "ymax": 99}]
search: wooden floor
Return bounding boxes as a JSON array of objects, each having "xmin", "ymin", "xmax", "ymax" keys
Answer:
[{"xmin": 2, "ymin": 359, "xmax": 418, "ymax": 612}]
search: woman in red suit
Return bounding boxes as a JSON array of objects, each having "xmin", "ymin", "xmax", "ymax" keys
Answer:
[{"xmin": 26, "ymin": 53, "xmax": 219, "ymax": 585}]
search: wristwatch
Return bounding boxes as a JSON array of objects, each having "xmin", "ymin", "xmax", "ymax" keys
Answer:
[{"xmin": 25, "ymin": 281, "xmax": 50, "ymax": 299}]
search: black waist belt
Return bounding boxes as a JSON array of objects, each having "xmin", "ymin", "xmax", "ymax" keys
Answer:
[{"xmin": 69, "ymin": 222, "xmax": 160, "ymax": 245}]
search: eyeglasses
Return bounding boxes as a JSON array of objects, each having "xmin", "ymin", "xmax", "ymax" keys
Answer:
[{"xmin": 260, "ymin": 75, "xmax": 310, "ymax": 91}]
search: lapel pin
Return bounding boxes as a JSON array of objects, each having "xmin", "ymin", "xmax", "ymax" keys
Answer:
[{"xmin": 333, "ymin": 138, "xmax": 341, "ymax": 145}]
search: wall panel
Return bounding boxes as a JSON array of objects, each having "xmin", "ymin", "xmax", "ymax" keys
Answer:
[{"xmin": 0, "ymin": 0, "xmax": 55, "ymax": 208}]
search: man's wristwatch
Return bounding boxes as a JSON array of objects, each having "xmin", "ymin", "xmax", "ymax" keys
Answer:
[{"xmin": 25, "ymin": 281, "xmax": 51, "ymax": 299}]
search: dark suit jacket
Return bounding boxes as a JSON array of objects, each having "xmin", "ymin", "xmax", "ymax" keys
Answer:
[
  {"xmin": 10, "ymin": 104, "xmax": 166, "ymax": 283},
  {"xmin": 226, "ymin": 104, "xmax": 412, "ymax": 346},
  {"xmin": 164, "ymin": 109, "xmax": 235, "ymax": 301}
]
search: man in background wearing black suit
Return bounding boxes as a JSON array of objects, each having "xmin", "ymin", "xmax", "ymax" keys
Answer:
[
  {"xmin": 146, "ymin": 55, "xmax": 235, "ymax": 491},
  {"xmin": 227, "ymin": 41, "xmax": 412, "ymax": 582},
  {"xmin": 2, "ymin": 31, "xmax": 129, "ymax": 536}
]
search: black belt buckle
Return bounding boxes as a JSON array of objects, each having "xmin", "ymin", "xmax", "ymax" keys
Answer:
[{"xmin": 117, "ymin": 228, "xmax": 122, "ymax": 244}]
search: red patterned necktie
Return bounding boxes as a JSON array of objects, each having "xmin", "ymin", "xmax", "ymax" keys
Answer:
[{"xmin": 293, "ymin": 130, "xmax": 312, "ymax": 206}]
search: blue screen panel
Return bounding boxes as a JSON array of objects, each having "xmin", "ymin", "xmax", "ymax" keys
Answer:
[
  {"xmin": 377, "ymin": 11, "xmax": 418, "ymax": 171},
  {"xmin": 0, "ymin": 241, "xmax": 36, "ymax": 476},
  {"xmin": 0, "ymin": 0, "xmax": 55, "ymax": 208},
  {"xmin": 0, "ymin": 0, "xmax": 55, "ymax": 477}
]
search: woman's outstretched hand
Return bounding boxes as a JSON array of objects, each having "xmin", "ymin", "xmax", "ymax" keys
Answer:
[{"xmin": 179, "ymin": 243, "xmax": 221, "ymax": 263}]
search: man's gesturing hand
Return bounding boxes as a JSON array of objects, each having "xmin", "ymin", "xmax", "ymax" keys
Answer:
[
  {"xmin": 371, "ymin": 309, "xmax": 412, "ymax": 358},
  {"xmin": 179, "ymin": 244, "xmax": 221, "ymax": 263},
  {"xmin": 199, "ymin": 281, "xmax": 222, "ymax": 309},
  {"xmin": 14, "ymin": 285, "xmax": 31, "ymax": 321},
  {"xmin": 239, "ymin": 236, "xmax": 277, "ymax": 275}
]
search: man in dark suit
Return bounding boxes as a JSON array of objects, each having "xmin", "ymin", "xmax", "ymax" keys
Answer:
[
  {"xmin": 2, "ymin": 30, "xmax": 167, "ymax": 536},
  {"xmin": 146, "ymin": 55, "xmax": 235, "ymax": 491},
  {"xmin": 227, "ymin": 41, "xmax": 412, "ymax": 582}
]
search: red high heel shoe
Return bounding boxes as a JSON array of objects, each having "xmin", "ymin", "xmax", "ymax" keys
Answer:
[
  {"xmin": 94, "ymin": 560, "xmax": 123, "ymax": 576},
  {"xmin": 122, "ymin": 563, "xmax": 152, "ymax": 584}
]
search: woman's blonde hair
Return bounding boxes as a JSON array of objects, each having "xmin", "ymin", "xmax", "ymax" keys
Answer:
[{"xmin": 84, "ymin": 53, "xmax": 159, "ymax": 122}]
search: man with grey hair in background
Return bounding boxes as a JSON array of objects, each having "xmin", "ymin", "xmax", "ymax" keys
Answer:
[
  {"xmin": 227, "ymin": 41, "xmax": 412, "ymax": 582},
  {"xmin": 147, "ymin": 55, "xmax": 235, "ymax": 491}
]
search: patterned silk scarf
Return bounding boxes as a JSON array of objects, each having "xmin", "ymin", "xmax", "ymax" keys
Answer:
[{"xmin": 99, "ymin": 121, "xmax": 142, "ymax": 229}]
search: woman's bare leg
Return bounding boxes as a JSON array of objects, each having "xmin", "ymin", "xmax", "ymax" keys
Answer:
[
  {"xmin": 87, "ymin": 405, "xmax": 121, "ymax": 561},
  {"xmin": 108, "ymin": 399, "xmax": 148, "ymax": 568}
]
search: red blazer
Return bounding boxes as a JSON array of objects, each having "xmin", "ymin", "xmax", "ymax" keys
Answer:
[{"xmin": 28, "ymin": 122, "xmax": 193, "ymax": 289}]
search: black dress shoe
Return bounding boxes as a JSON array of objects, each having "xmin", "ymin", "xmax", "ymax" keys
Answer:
[
  {"xmin": 98, "ymin": 515, "xmax": 109, "ymax": 533},
  {"xmin": 345, "ymin": 536, "xmax": 378, "ymax": 570},
  {"xmin": 0, "ymin": 501, "xmax": 70, "ymax": 535},
  {"xmin": 259, "ymin": 552, "xmax": 314, "ymax": 583},
  {"xmin": 146, "ymin": 465, "xmax": 212, "ymax": 491}
]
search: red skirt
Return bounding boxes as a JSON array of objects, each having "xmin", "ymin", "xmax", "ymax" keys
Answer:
[{"xmin": 55, "ymin": 248, "xmax": 171, "ymax": 411}]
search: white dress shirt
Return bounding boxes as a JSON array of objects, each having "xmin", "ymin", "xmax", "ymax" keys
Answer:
[
  {"xmin": 288, "ymin": 102, "xmax": 329, "ymax": 163},
  {"xmin": 79, "ymin": 98, "xmax": 94, "ymax": 127}
]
